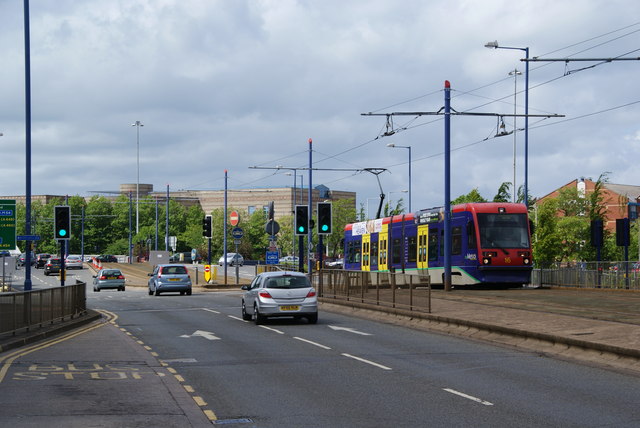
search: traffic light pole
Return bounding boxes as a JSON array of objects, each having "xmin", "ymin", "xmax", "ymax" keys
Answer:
[{"xmin": 59, "ymin": 239, "xmax": 66, "ymax": 286}]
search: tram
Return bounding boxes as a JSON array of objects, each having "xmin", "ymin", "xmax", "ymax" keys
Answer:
[{"xmin": 343, "ymin": 202, "xmax": 533, "ymax": 287}]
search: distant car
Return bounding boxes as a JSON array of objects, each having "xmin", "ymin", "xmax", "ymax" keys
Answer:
[
  {"xmin": 241, "ymin": 271, "xmax": 318, "ymax": 324},
  {"xmin": 17, "ymin": 252, "xmax": 36, "ymax": 266},
  {"xmin": 93, "ymin": 268, "xmax": 126, "ymax": 292},
  {"xmin": 147, "ymin": 264, "xmax": 192, "ymax": 296},
  {"xmin": 218, "ymin": 253, "xmax": 244, "ymax": 266},
  {"xmin": 279, "ymin": 256, "xmax": 299, "ymax": 265},
  {"xmin": 169, "ymin": 252, "xmax": 202, "ymax": 263},
  {"xmin": 0, "ymin": 250, "xmax": 12, "ymax": 258},
  {"xmin": 326, "ymin": 258, "xmax": 344, "ymax": 269},
  {"xmin": 35, "ymin": 253, "xmax": 51, "ymax": 269},
  {"xmin": 44, "ymin": 257, "xmax": 61, "ymax": 276},
  {"xmin": 96, "ymin": 255, "xmax": 118, "ymax": 263},
  {"xmin": 65, "ymin": 255, "xmax": 84, "ymax": 270}
]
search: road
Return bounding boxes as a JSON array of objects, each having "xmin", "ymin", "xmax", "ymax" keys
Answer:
[{"xmin": 2, "ymin": 266, "xmax": 640, "ymax": 427}]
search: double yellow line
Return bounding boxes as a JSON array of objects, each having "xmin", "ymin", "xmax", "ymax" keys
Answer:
[{"xmin": 0, "ymin": 310, "xmax": 114, "ymax": 383}]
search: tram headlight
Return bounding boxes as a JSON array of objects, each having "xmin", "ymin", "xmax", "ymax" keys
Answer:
[{"xmin": 482, "ymin": 257, "xmax": 491, "ymax": 265}]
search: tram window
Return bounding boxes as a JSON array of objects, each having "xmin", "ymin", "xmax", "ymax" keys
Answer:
[
  {"xmin": 392, "ymin": 238, "xmax": 402, "ymax": 264},
  {"xmin": 347, "ymin": 240, "xmax": 361, "ymax": 263},
  {"xmin": 428, "ymin": 230, "xmax": 438, "ymax": 261},
  {"xmin": 408, "ymin": 236, "xmax": 417, "ymax": 263},
  {"xmin": 452, "ymin": 226, "xmax": 462, "ymax": 255},
  {"xmin": 371, "ymin": 240, "xmax": 379, "ymax": 262}
]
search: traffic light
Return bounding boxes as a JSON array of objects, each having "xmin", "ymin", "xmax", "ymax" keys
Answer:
[
  {"xmin": 317, "ymin": 202, "xmax": 332, "ymax": 234},
  {"xmin": 590, "ymin": 219, "xmax": 603, "ymax": 247},
  {"xmin": 202, "ymin": 215, "xmax": 212, "ymax": 238},
  {"xmin": 616, "ymin": 218, "xmax": 630, "ymax": 246},
  {"xmin": 295, "ymin": 205, "xmax": 308, "ymax": 235},
  {"xmin": 54, "ymin": 205, "xmax": 71, "ymax": 240}
]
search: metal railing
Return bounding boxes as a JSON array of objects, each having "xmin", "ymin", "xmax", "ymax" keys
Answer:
[
  {"xmin": 531, "ymin": 261, "xmax": 640, "ymax": 290},
  {"xmin": 313, "ymin": 269, "xmax": 431, "ymax": 313},
  {"xmin": 0, "ymin": 281, "xmax": 87, "ymax": 337}
]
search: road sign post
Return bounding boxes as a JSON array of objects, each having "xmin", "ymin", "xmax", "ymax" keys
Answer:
[{"xmin": 0, "ymin": 200, "xmax": 16, "ymax": 252}]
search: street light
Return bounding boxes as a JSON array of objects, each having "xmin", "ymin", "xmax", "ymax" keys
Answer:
[
  {"xmin": 131, "ymin": 120, "xmax": 143, "ymax": 233},
  {"xmin": 485, "ymin": 41, "xmax": 530, "ymax": 208},
  {"xmin": 386, "ymin": 143, "xmax": 412, "ymax": 212},
  {"xmin": 508, "ymin": 68, "xmax": 521, "ymax": 203}
]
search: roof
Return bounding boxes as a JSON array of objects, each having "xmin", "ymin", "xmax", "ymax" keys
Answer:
[{"xmin": 603, "ymin": 183, "xmax": 640, "ymax": 200}]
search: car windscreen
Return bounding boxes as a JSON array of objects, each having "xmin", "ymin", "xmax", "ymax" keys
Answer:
[
  {"xmin": 265, "ymin": 276, "xmax": 310, "ymax": 289},
  {"xmin": 102, "ymin": 270, "xmax": 121, "ymax": 276}
]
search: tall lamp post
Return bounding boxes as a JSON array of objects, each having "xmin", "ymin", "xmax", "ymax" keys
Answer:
[
  {"xmin": 508, "ymin": 68, "xmax": 521, "ymax": 203},
  {"xmin": 485, "ymin": 41, "xmax": 529, "ymax": 208},
  {"xmin": 386, "ymin": 143, "xmax": 412, "ymax": 212},
  {"xmin": 131, "ymin": 120, "xmax": 144, "ymax": 233}
]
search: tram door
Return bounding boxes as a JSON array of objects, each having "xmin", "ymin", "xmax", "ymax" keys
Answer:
[
  {"xmin": 361, "ymin": 234, "xmax": 371, "ymax": 272},
  {"xmin": 378, "ymin": 224, "xmax": 388, "ymax": 271},
  {"xmin": 417, "ymin": 225, "xmax": 429, "ymax": 270}
]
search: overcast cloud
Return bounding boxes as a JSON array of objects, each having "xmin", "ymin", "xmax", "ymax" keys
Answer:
[{"xmin": 1, "ymin": 0, "xmax": 639, "ymax": 213}]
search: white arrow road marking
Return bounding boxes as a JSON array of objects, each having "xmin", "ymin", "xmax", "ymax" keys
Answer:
[
  {"xmin": 443, "ymin": 388, "xmax": 494, "ymax": 406},
  {"xmin": 328, "ymin": 325, "xmax": 372, "ymax": 336},
  {"xmin": 180, "ymin": 330, "xmax": 220, "ymax": 340}
]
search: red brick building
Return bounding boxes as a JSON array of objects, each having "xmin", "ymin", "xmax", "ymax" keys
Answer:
[{"xmin": 536, "ymin": 178, "xmax": 640, "ymax": 231}]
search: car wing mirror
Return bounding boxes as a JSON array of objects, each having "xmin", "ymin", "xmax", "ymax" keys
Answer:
[{"xmin": 241, "ymin": 285, "xmax": 248, "ymax": 290}]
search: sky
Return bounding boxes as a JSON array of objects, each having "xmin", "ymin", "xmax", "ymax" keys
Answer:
[{"xmin": 1, "ymin": 0, "xmax": 639, "ymax": 215}]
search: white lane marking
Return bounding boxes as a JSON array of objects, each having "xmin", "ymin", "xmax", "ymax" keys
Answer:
[
  {"xmin": 443, "ymin": 388, "xmax": 494, "ymax": 406},
  {"xmin": 328, "ymin": 325, "xmax": 372, "ymax": 336},
  {"xmin": 202, "ymin": 308, "xmax": 220, "ymax": 314},
  {"xmin": 228, "ymin": 315, "xmax": 249, "ymax": 322},
  {"xmin": 259, "ymin": 325, "xmax": 284, "ymax": 334},
  {"xmin": 293, "ymin": 337, "xmax": 332, "ymax": 350},
  {"xmin": 341, "ymin": 353, "xmax": 392, "ymax": 370}
]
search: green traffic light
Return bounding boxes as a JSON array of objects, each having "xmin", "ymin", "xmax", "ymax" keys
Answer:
[
  {"xmin": 59, "ymin": 230, "xmax": 67, "ymax": 237},
  {"xmin": 321, "ymin": 225, "xmax": 328, "ymax": 232},
  {"xmin": 298, "ymin": 226, "xmax": 305, "ymax": 233}
]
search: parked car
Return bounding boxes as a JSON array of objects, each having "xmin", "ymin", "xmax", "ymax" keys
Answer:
[
  {"xmin": 65, "ymin": 255, "xmax": 84, "ymax": 270},
  {"xmin": 169, "ymin": 252, "xmax": 202, "ymax": 263},
  {"xmin": 93, "ymin": 268, "xmax": 126, "ymax": 292},
  {"xmin": 279, "ymin": 255, "xmax": 299, "ymax": 266},
  {"xmin": 44, "ymin": 257, "xmax": 61, "ymax": 276},
  {"xmin": 35, "ymin": 253, "xmax": 51, "ymax": 269},
  {"xmin": 147, "ymin": 264, "xmax": 192, "ymax": 296},
  {"xmin": 96, "ymin": 255, "xmax": 118, "ymax": 263},
  {"xmin": 325, "ymin": 258, "xmax": 344, "ymax": 269},
  {"xmin": 218, "ymin": 253, "xmax": 244, "ymax": 266},
  {"xmin": 241, "ymin": 271, "xmax": 318, "ymax": 324}
]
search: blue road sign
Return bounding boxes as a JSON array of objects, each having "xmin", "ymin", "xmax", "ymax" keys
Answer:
[
  {"xmin": 17, "ymin": 235, "xmax": 41, "ymax": 241},
  {"xmin": 266, "ymin": 251, "xmax": 279, "ymax": 264},
  {"xmin": 232, "ymin": 227, "xmax": 244, "ymax": 239}
]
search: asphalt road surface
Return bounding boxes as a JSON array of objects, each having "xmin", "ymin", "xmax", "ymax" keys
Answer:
[{"xmin": 2, "ymin": 267, "xmax": 640, "ymax": 427}]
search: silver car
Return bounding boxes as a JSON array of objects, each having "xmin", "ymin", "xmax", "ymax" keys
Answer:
[
  {"xmin": 241, "ymin": 271, "xmax": 318, "ymax": 324},
  {"xmin": 65, "ymin": 255, "xmax": 84, "ymax": 270},
  {"xmin": 218, "ymin": 252, "xmax": 244, "ymax": 266},
  {"xmin": 93, "ymin": 268, "xmax": 126, "ymax": 292},
  {"xmin": 148, "ymin": 264, "xmax": 192, "ymax": 296}
]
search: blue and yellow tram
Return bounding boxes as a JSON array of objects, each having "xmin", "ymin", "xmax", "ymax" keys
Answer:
[{"xmin": 343, "ymin": 202, "xmax": 533, "ymax": 286}]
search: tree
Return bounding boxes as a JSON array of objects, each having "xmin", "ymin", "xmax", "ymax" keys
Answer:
[
  {"xmin": 451, "ymin": 188, "xmax": 487, "ymax": 204},
  {"xmin": 493, "ymin": 182, "xmax": 512, "ymax": 202}
]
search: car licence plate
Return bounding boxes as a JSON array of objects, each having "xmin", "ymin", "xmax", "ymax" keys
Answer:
[
  {"xmin": 279, "ymin": 305, "xmax": 300, "ymax": 311},
  {"xmin": 169, "ymin": 278, "xmax": 180, "ymax": 281},
  {"xmin": 107, "ymin": 276, "xmax": 117, "ymax": 280}
]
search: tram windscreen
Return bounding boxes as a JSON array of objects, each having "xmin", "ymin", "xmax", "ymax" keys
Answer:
[{"xmin": 477, "ymin": 213, "xmax": 530, "ymax": 249}]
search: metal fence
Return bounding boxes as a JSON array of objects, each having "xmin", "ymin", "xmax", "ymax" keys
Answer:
[
  {"xmin": 313, "ymin": 269, "xmax": 431, "ymax": 313},
  {"xmin": 0, "ymin": 281, "xmax": 87, "ymax": 337},
  {"xmin": 531, "ymin": 261, "xmax": 640, "ymax": 289}
]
